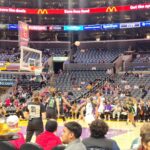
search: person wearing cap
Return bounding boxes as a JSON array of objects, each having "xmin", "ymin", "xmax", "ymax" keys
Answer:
[
  {"xmin": 61, "ymin": 121, "xmax": 86, "ymax": 150},
  {"xmin": 0, "ymin": 115, "xmax": 25, "ymax": 149},
  {"xmin": 25, "ymin": 96, "xmax": 46, "ymax": 142},
  {"xmin": 36, "ymin": 119, "xmax": 62, "ymax": 150}
]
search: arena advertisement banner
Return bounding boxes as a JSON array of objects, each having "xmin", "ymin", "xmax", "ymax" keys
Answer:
[
  {"xmin": 0, "ymin": 62, "xmax": 11, "ymax": 71},
  {"xmin": 0, "ymin": 24, "xmax": 7, "ymax": 29},
  {"xmin": 37, "ymin": 9, "xmax": 48, "ymax": 14},
  {"xmin": 18, "ymin": 21, "xmax": 29, "ymax": 47},
  {"xmin": 0, "ymin": 79, "xmax": 16, "ymax": 86},
  {"xmin": 8, "ymin": 24, "xmax": 18, "ymax": 30},
  {"xmin": 29, "ymin": 25, "xmax": 47, "ymax": 31},
  {"xmin": 5, "ymin": 20, "xmax": 150, "ymax": 31},
  {"xmin": 141, "ymin": 21, "xmax": 150, "ymax": 27},
  {"xmin": 120, "ymin": 22, "xmax": 141, "ymax": 29},
  {"xmin": 105, "ymin": 6, "xmax": 118, "ymax": 12},
  {"xmin": 84, "ymin": 25, "xmax": 102, "ymax": 30},
  {"xmin": 64, "ymin": 25, "xmax": 83, "ymax": 31},
  {"xmin": 48, "ymin": 26, "xmax": 62, "ymax": 31},
  {"xmin": 53, "ymin": 57, "xmax": 68, "ymax": 62},
  {"xmin": 0, "ymin": 3, "xmax": 150, "ymax": 15},
  {"xmin": 102, "ymin": 23, "xmax": 119, "ymax": 30}
]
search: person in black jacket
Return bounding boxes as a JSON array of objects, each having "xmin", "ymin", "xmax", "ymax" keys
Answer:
[{"xmin": 82, "ymin": 119, "xmax": 120, "ymax": 150}]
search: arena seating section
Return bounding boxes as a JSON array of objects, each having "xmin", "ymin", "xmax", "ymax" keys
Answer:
[
  {"xmin": 73, "ymin": 48, "xmax": 126, "ymax": 64},
  {"xmin": 0, "ymin": 48, "xmax": 68, "ymax": 63},
  {"xmin": 55, "ymin": 70, "xmax": 106, "ymax": 100},
  {"xmin": 0, "ymin": 48, "xmax": 20, "ymax": 62}
]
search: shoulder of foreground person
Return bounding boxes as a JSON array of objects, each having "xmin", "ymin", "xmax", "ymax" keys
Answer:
[
  {"xmin": 82, "ymin": 137, "xmax": 120, "ymax": 150},
  {"xmin": 65, "ymin": 142, "xmax": 86, "ymax": 150}
]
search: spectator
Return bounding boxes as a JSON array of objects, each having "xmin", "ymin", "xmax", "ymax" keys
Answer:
[
  {"xmin": 61, "ymin": 121, "xmax": 86, "ymax": 150},
  {"xmin": 0, "ymin": 115, "xmax": 25, "ymax": 149},
  {"xmin": 0, "ymin": 117, "xmax": 10, "ymax": 135},
  {"xmin": 5, "ymin": 103, "xmax": 16, "ymax": 117},
  {"xmin": 104, "ymin": 101, "xmax": 112, "ymax": 120},
  {"xmin": 139, "ymin": 133, "xmax": 150, "ymax": 150},
  {"xmin": 131, "ymin": 123, "xmax": 150, "ymax": 150},
  {"xmin": 0, "ymin": 106, "xmax": 6, "ymax": 118},
  {"xmin": 36, "ymin": 119, "xmax": 62, "ymax": 150},
  {"xmin": 112, "ymin": 102, "xmax": 122, "ymax": 121},
  {"xmin": 82, "ymin": 119, "xmax": 120, "ymax": 150}
]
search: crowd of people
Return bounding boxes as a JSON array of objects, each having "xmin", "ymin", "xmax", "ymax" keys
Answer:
[
  {"xmin": 1, "ymin": 87, "xmax": 150, "ymax": 125},
  {"xmin": 0, "ymin": 71, "xmax": 150, "ymax": 150},
  {"xmin": 0, "ymin": 114, "xmax": 150, "ymax": 150}
]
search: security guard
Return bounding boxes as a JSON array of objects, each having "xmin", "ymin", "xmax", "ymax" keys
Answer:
[{"xmin": 26, "ymin": 96, "xmax": 46, "ymax": 142}]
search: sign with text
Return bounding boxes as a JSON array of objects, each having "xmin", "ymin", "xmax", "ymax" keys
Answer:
[
  {"xmin": 64, "ymin": 25, "xmax": 83, "ymax": 31},
  {"xmin": 120, "ymin": 22, "xmax": 141, "ymax": 29},
  {"xmin": 29, "ymin": 25, "xmax": 47, "ymax": 31},
  {"xmin": 84, "ymin": 25, "xmax": 102, "ymax": 30},
  {"xmin": 141, "ymin": 21, "xmax": 150, "ymax": 27},
  {"xmin": 102, "ymin": 23, "xmax": 119, "ymax": 30},
  {"xmin": 0, "ymin": 3, "xmax": 149, "ymax": 15}
]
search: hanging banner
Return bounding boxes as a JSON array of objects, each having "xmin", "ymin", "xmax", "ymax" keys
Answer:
[{"xmin": 18, "ymin": 21, "xmax": 29, "ymax": 47}]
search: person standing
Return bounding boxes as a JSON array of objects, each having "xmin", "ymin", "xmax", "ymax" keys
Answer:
[
  {"xmin": 56, "ymin": 92, "xmax": 73, "ymax": 121},
  {"xmin": 97, "ymin": 94, "xmax": 105, "ymax": 119},
  {"xmin": 46, "ymin": 92, "xmax": 60, "ymax": 120},
  {"xmin": 25, "ymin": 96, "xmax": 46, "ymax": 142},
  {"xmin": 84, "ymin": 97, "xmax": 95, "ymax": 125},
  {"xmin": 127, "ymin": 101, "xmax": 136, "ymax": 127}
]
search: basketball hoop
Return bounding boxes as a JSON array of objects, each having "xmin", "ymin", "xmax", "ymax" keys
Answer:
[
  {"xmin": 30, "ymin": 66, "xmax": 35, "ymax": 72},
  {"xmin": 29, "ymin": 66, "xmax": 43, "ymax": 75},
  {"xmin": 20, "ymin": 46, "xmax": 42, "ymax": 72}
]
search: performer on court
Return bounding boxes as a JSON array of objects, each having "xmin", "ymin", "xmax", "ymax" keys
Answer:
[
  {"xmin": 126, "ymin": 100, "xmax": 136, "ymax": 127},
  {"xmin": 85, "ymin": 97, "xmax": 95, "ymax": 125},
  {"xmin": 95, "ymin": 91, "xmax": 101, "ymax": 119},
  {"xmin": 55, "ymin": 91, "xmax": 72, "ymax": 122},
  {"xmin": 97, "ymin": 93, "xmax": 105, "ymax": 119},
  {"xmin": 46, "ymin": 92, "xmax": 60, "ymax": 120}
]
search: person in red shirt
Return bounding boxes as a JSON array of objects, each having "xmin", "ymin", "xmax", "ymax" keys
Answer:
[
  {"xmin": 36, "ymin": 119, "xmax": 62, "ymax": 150},
  {"xmin": 5, "ymin": 98, "xmax": 11, "ymax": 107}
]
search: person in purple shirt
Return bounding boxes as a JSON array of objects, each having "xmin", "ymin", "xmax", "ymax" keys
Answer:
[{"xmin": 104, "ymin": 101, "xmax": 112, "ymax": 120}]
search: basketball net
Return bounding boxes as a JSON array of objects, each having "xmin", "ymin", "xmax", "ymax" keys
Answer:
[{"xmin": 29, "ymin": 66, "xmax": 42, "ymax": 74}]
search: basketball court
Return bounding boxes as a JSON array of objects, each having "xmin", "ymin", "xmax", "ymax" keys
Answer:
[{"xmin": 19, "ymin": 119, "xmax": 143, "ymax": 150}]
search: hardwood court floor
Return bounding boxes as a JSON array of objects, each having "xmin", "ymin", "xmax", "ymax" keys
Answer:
[{"xmin": 19, "ymin": 119, "xmax": 144, "ymax": 150}]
